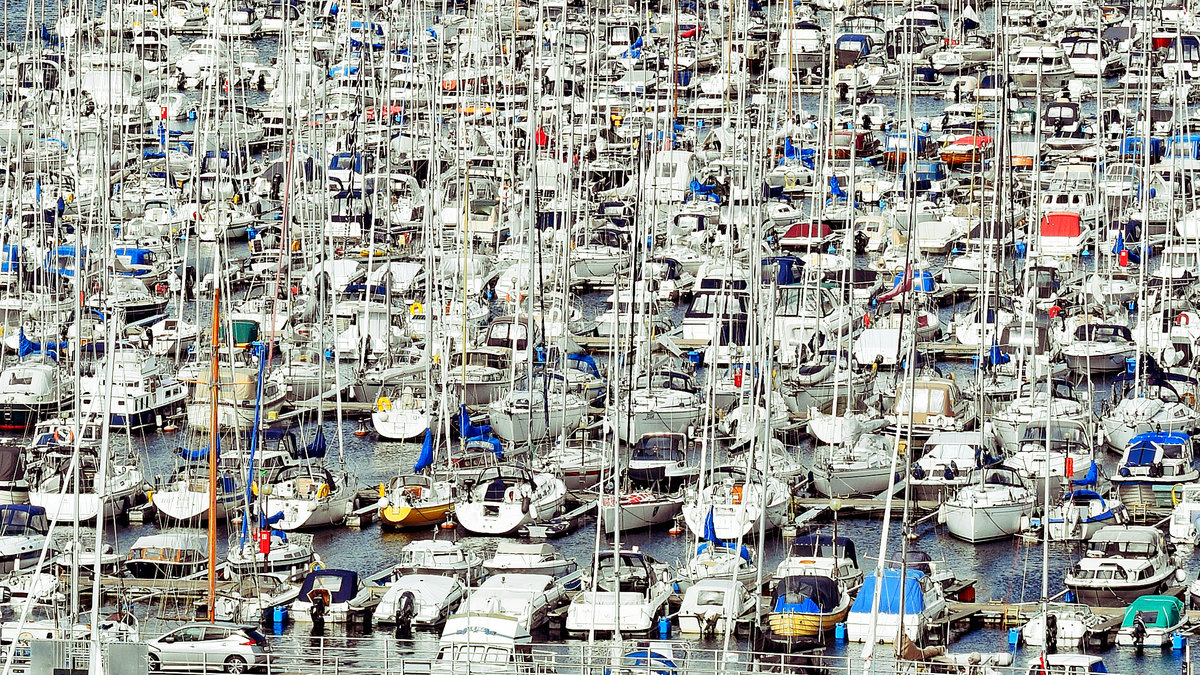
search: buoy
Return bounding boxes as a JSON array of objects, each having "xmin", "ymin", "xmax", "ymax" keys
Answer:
[
  {"xmin": 669, "ymin": 523, "xmax": 684, "ymax": 536},
  {"xmin": 440, "ymin": 518, "xmax": 456, "ymax": 530},
  {"xmin": 163, "ymin": 423, "xmax": 179, "ymax": 433},
  {"xmin": 354, "ymin": 420, "xmax": 369, "ymax": 437}
]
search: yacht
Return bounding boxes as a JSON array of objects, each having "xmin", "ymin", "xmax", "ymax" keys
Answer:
[
  {"xmin": 374, "ymin": 574, "xmax": 465, "ymax": 628},
  {"xmin": 379, "ymin": 473, "xmax": 455, "ymax": 530},
  {"xmin": 0, "ymin": 505, "xmax": 49, "ymax": 574},
  {"xmin": 455, "ymin": 465, "xmax": 566, "ymax": 536},
  {"xmin": 909, "ymin": 431, "xmax": 1002, "ymax": 504},
  {"xmin": 941, "ymin": 465, "xmax": 1036, "ymax": 543},
  {"xmin": 125, "ymin": 532, "xmax": 207, "ymax": 579},
  {"xmin": 565, "ymin": 549, "xmax": 673, "ymax": 636},
  {"xmin": 845, "ymin": 568, "xmax": 946, "ymax": 643},
  {"xmin": 625, "ymin": 433, "xmax": 698, "ymax": 489},
  {"xmin": 1064, "ymin": 525, "xmax": 1181, "ymax": 607},
  {"xmin": 681, "ymin": 465, "xmax": 789, "ymax": 540},
  {"xmin": 265, "ymin": 464, "xmax": 357, "ymax": 530},
  {"xmin": 1111, "ymin": 431, "xmax": 1200, "ymax": 509},
  {"xmin": 78, "ymin": 343, "xmax": 188, "ymax": 428}
]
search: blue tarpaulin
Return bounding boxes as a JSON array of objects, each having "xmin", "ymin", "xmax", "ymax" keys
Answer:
[{"xmin": 850, "ymin": 569, "xmax": 928, "ymax": 615}]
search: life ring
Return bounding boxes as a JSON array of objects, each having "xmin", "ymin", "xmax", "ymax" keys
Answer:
[
  {"xmin": 504, "ymin": 486, "xmax": 519, "ymax": 503},
  {"xmin": 863, "ymin": 313, "xmax": 871, "ymax": 328},
  {"xmin": 1178, "ymin": 313, "xmax": 1191, "ymax": 326},
  {"xmin": 310, "ymin": 561, "xmax": 324, "ymax": 572},
  {"xmin": 376, "ymin": 396, "xmax": 392, "ymax": 412},
  {"xmin": 54, "ymin": 427, "xmax": 74, "ymax": 444},
  {"xmin": 316, "ymin": 483, "xmax": 330, "ymax": 499},
  {"xmin": 1048, "ymin": 305, "xmax": 1061, "ymax": 319},
  {"xmin": 409, "ymin": 302, "xmax": 422, "ymax": 316},
  {"xmin": 547, "ymin": 306, "xmax": 563, "ymax": 324},
  {"xmin": 1184, "ymin": 392, "xmax": 1196, "ymax": 407},
  {"xmin": 1173, "ymin": 484, "xmax": 1182, "ymax": 506}
]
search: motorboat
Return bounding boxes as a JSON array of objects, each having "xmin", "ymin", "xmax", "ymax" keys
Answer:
[
  {"xmin": 482, "ymin": 542, "xmax": 578, "ymax": 578},
  {"xmin": 290, "ymin": 569, "xmax": 373, "ymax": 623},
  {"xmin": 0, "ymin": 505, "xmax": 49, "ymax": 574},
  {"xmin": 374, "ymin": 574, "xmax": 465, "ymax": 628},
  {"xmin": 1115, "ymin": 595, "xmax": 1186, "ymax": 648},
  {"xmin": 1064, "ymin": 525, "xmax": 1181, "ymax": 607},
  {"xmin": 565, "ymin": 549, "xmax": 673, "ymax": 636},
  {"xmin": 389, "ymin": 539, "xmax": 485, "ymax": 584},
  {"xmin": 431, "ymin": 613, "xmax": 531, "ymax": 675},
  {"xmin": 845, "ymin": 568, "xmax": 946, "ymax": 643},
  {"xmin": 225, "ymin": 530, "xmax": 317, "ymax": 581},
  {"xmin": 125, "ymin": 532, "xmax": 207, "ymax": 579},
  {"xmin": 462, "ymin": 572, "xmax": 580, "ymax": 631},
  {"xmin": 1021, "ymin": 603, "xmax": 1105, "ymax": 649},
  {"xmin": 625, "ymin": 433, "xmax": 698, "ymax": 489},
  {"xmin": 678, "ymin": 578, "xmax": 754, "ymax": 636},
  {"xmin": 1111, "ymin": 431, "xmax": 1200, "ymax": 510},
  {"xmin": 1168, "ymin": 483, "xmax": 1200, "ymax": 545}
]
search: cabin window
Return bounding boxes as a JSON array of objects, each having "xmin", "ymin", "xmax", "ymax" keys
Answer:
[{"xmin": 656, "ymin": 162, "xmax": 679, "ymax": 179}]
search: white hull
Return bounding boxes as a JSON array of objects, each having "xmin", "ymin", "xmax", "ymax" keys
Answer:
[{"xmin": 943, "ymin": 499, "xmax": 1032, "ymax": 542}]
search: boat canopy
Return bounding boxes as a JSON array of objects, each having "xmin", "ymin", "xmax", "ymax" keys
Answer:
[
  {"xmin": 1120, "ymin": 595, "xmax": 1183, "ymax": 629},
  {"xmin": 772, "ymin": 575, "xmax": 841, "ymax": 613},
  {"xmin": 1041, "ymin": 212, "xmax": 1082, "ymax": 237},
  {"xmin": 850, "ymin": 568, "xmax": 928, "ymax": 615},
  {"xmin": 300, "ymin": 569, "xmax": 359, "ymax": 604}
]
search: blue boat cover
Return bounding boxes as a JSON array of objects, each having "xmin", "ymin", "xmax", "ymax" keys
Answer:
[{"xmin": 850, "ymin": 569, "xmax": 927, "ymax": 615}]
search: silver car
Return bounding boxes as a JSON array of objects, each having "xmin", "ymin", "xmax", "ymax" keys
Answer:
[{"xmin": 147, "ymin": 622, "xmax": 270, "ymax": 673}]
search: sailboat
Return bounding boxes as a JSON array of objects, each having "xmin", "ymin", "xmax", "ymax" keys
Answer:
[{"xmin": 379, "ymin": 429, "xmax": 454, "ymax": 529}]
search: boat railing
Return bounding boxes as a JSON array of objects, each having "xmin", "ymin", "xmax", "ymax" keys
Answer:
[{"xmin": 17, "ymin": 634, "xmax": 1171, "ymax": 675}]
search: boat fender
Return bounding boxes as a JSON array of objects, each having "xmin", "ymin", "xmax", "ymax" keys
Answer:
[
  {"xmin": 521, "ymin": 495, "xmax": 532, "ymax": 514},
  {"xmin": 316, "ymin": 484, "xmax": 330, "ymax": 499},
  {"xmin": 1045, "ymin": 613, "xmax": 1057, "ymax": 645}
]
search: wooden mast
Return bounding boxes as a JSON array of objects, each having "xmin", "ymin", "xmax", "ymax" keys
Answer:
[{"xmin": 207, "ymin": 285, "xmax": 221, "ymax": 622}]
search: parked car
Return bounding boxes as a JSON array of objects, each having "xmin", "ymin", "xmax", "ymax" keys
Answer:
[{"xmin": 146, "ymin": 622, "xmax": 269, "ymax": 673}]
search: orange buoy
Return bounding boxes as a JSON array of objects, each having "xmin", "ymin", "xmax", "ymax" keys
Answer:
[
  {"xmin": 669, "ymin": 524, "xmax": 684, "ymax": 536},
  {"xmin": 353, "ymin": 420, "xmax": 369, "ymax": 437}
]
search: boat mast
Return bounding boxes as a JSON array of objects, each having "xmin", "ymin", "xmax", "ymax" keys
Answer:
[{"xmin": 207, "ymin": 257, "xmax": 222, "ymax": 622}]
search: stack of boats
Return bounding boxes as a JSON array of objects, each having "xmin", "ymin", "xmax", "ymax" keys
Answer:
[{"xmin": 0, "ymin": 0, "xmax": 1198, "ymax": 665}]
